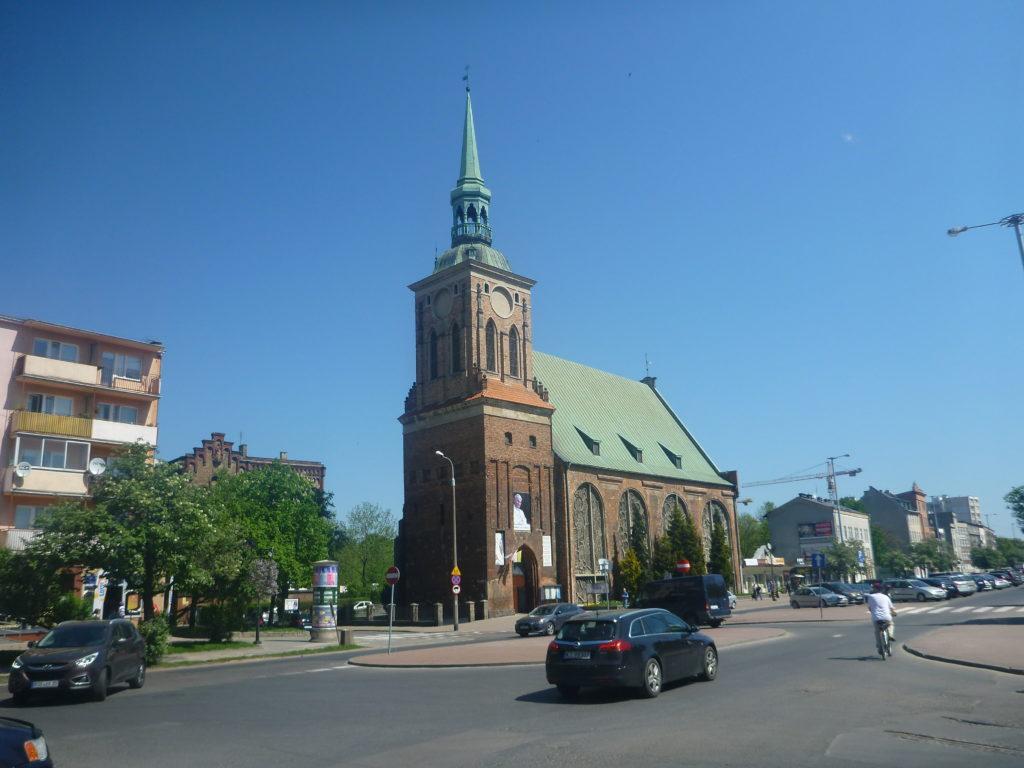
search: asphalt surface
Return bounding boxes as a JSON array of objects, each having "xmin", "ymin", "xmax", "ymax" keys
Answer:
[{"xmin": 9, "ymin": 586, "xmax": 1023, "ymax": 768}]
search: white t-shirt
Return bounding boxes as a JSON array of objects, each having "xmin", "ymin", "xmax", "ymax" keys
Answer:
[{"xmin": 867, "ymin": 592, "xmax": 894, "ymax": 622}]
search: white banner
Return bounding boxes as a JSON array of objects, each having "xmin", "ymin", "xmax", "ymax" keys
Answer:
[
  {"xmin": 495, "ymin": 532, "xmax": 505, "ymax": 566},
  {"xmin": 542, "ymin": 535, "xmax": 553, "ymax": 567}
]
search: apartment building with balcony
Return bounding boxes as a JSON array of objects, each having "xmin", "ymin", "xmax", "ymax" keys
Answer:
[{"xmin": 0, "ymin": 315, "xmax": 163, "ymax": 551}]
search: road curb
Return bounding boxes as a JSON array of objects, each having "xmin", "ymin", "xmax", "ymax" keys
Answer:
[
  {"xmin": 901, "ymin": 643, "xmax": 1024, "ymax": 676},
  {"xmin": 347, "ymin": 658, "xmax": 542, "ymax": 669},
  {"xmin": 149, "ymin": 645, "xmax": 361, "ymax": 672}
]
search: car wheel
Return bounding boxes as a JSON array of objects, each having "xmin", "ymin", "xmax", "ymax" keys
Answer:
[
  {"xmin": 700, "ymin": 647, "xmax": 718, "ymax": 681},
  {"xmin": 128, "ymin": 660, "xmax": 145, "ymax": 689},
  {"xmin": 708, "ymin": 619, "xmax": 723, "ymax": 628},
  {"xmin": 93, "ymin": 668, "xmax": 110, "ymax": 702},
  {"xmin": 790, "ymin": 601, "xmax": 799, "ymax": 609},
  {"xmin": 545, "ymin": 624, "xmax": 555, "ymax": 636},
  {"xmin": 11, "ymin": 691, "xmax": 29, "ymax": 707},
  {"xmin": 517, "ymin": 631, "xmax": 528, "ymax": 638},
  {"xmin": 640, "ymin": 658, "xmax": 662, "ymax": 698},
  {"xmin": 916, "ymin": 593, "xmax": 925, "ymax": 602},
  {"xmin": 556, "ymin": 685, "xmax": 579, "ymax": 700}
]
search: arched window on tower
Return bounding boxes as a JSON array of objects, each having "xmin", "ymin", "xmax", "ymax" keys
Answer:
[
  {"xmin": 509, "ymin": 325, "xmax": 520, "ymax": 378},
  {"xmin": 429, "ymin": 330, "xmax": 439, "ymax": 379},
  {"xmin": 456, "ymin": 206, "xmax": 465, "ymax": 224},
  {"xmin": 485, "ymin": 320, "xmax": 497, "ymax": 372},
  {"xmin": 467, "ymin": 204, "xmax": 478, "ymax": 223},
  {"xmin": 481, "ymin": 206, "xmax": 488, "ymax": 224},
  {"xmin": 451, "ymin": 323, "xmax": 463, "ymax": 373}
]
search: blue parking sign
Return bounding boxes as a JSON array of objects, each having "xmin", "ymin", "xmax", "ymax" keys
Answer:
[
  {"xmin": 857, "ymin": 549, "xmax": 865, "ymax": 565},
  {"xmin": 811, "ymin": 553, "xmax": 826, "ymax": 569}
]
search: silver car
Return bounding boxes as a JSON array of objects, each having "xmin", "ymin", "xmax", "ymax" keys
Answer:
[
  {"xmin": 885, "ymin": 578, "xmax": 946, "ymax": 602},
  {"xmin": 790, "ymin": 586, "xmax": 848, "ymax": 608}
]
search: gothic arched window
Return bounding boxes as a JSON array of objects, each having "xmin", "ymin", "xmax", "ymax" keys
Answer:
[
  {"xmin": 573, "ymin": 483, "xmax": 607, "ymax": 598},
  {"xmin": 662, "ymin": 494, "xmax": 687, "ymax": 534},
  {"xmin": 467, "ymin": 204, "xmax": 478, "ymax": 223},
  {"xmin": 429, "ymin": 330, "xmax": 439, "ymax": 379},
  {"xmin": 702, "ymin": 500, "xmax": 729, "ymax": 561},
  {"xmin": 481, "ymin": 206, "xmax": 488, "ymax": 224},
  {"xmin": 451, "ymin": 323, "xmax": 463, "ymax": 373},
  {"xmin": 616, "ymin": 489, "xmax": 648, "ymax": 556},
  {"xmin": 508, "ymin": 325, "xmax": 520, "ymax": 378},
  {"xmin": 485, "ymin": 320, "xmax": 497, "ymax": 372}
]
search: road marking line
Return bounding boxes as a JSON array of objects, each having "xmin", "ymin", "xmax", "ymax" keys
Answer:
[
  {"xmin": 900, "ymin": 607, "xmax": 929, "ymax": 614},
  {"xmin": 992, "ymin": 606, "xmax": 1014, "ymax": 613},
  {"xmin": 950, "ymin": 607, "xmax": 973, "ymax": 613},
  {"xmin": 928, "ymin": 606, "xmax": 952, "ymax": 613},
  {"xmin": 1017, "ymin": 606, "xmax": 1024, "ymax": 613},
  {"xmin": 832, "ymin": 634, "xmax": 844, "ymax": 638},
  {"xmin": 972, "ymin": 606, "xmax": 993, "ymax": 613}
]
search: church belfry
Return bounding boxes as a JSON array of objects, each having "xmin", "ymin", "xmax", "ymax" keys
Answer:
[{"xmin": 450, "ymin": 88, "xmax": 492, "ymax": 247}]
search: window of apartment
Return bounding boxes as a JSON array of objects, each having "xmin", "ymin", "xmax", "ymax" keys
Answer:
[
  {"xmin": 529, "ymin": 435, "xmax": 537, "ymax": 448},
  {"xmin": 96, "ymin": 403, "xmax": 138, "ymax": 424},
  {"xmin": 100, "ymin": 352, "xmax": 142, "ymax": 383},
  {"xmin": 16, "ymin": 437, "xmax": 89, "ymax": 470},
  {"xmin": 504, "ymin": 432, "xmax": 513, "ymax": 446},
  {"xmin": 14, "ymin": 505, "xmax": 50, "ymax": 529},
  {"xmin": 33, "ymin": 338, "xmax": 79, "ymax": 363},
  {"xmin": 27, "ymin": 394, "xmax": 74, "ymax": 417}
]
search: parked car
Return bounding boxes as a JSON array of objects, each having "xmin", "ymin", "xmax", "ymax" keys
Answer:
[
  {"xmin": 969, "ymin": 573, "xmax": 995, "ymax": 590},
  {"xmin": 515, "ymin": 603, "xmax": 585, "ymax": 636},
  {"xmin": 545, "ymin": 608, "xmax": 717, "ymax": 699},
  {"xmin": 0, "ymin": 717, "xmax": 52, "ymax": 766},
  {"xmin": 637, "ymin": 574, "xmax": 732, "ymax": 628},
  {"xmin": 930, "ymin": 573, "xmax": 979, "ymax": 596},
  {"xmin": 352, "ymin": 600, "xmax": 374, "ymax": 616},
  {"xmin": 920, "ymin": 577, "xmax": 956, "ymax": 599},
  {"xmin": 818, "ymin": 582, "xmax": 865, "ymax": 604},
  {"xmin": 989, "ymin": 574, "xmax": 1012, "ymax": 589},
  {"xmin": 991, "ymin": 569, "xmax": 1023, "ymax": 586},
  {"xmin": 790, "ymin": 586, "xmax": 848, "ymax": 608},
  {"xmin": 9, "ymin": 620, "xmax": 146, "ymax": 704},
  {"xmin": 726, "ymin": 590, "xmax": 737, "ymax": 609},
  {"xmin": 883, "ymin": 578, "xmax": 947, "ymax": 602}
]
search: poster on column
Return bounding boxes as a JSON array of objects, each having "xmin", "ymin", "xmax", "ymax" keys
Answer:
[
  {"xmin": 495, "ymin": 531, "xmax": 505, "ymax": 566},
  {"xmin": 512, "ymin": 492, "xmax": 532, "ymax": 531}
]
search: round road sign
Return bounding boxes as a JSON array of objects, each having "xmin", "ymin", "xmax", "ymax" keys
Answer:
[
  {"xmin": 385, "ymin": 566, "xmax": 400, "ymax": 585},
  {"xmin": 451, "ymin": 575, "xmax": 462, "ymax": 586},
  {"xmin": 676, "ymin": 559, "xmax": 691, "ymax": 573},
  {"xmin": 452, "ymin": 584, "xmax": 461, "ymax": 594}
]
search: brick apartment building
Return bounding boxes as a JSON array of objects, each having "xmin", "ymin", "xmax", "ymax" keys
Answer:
[
  {"xmin": 174, "ymin": 432, "xmax": 326, "ymax": 491},
  {"xmin": 397, "ymin": 91, "xmax": 741, "ymax": 616}
]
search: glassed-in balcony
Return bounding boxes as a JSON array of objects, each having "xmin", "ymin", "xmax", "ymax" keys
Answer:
[{"xmin": 17, "ymin": 354, "xmax": 160, "ymax": 397}]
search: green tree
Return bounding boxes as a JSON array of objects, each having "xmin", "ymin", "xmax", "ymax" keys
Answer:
[
  {"xmin": 707, "ymin": 515, "xmax": 733, "ymax": 586},
  {"xmin": 668, "ymin": 506, "xmax": 706, "ymax": 575},
  {"xmin": 995, "ymin": 537, "xmax": 1024, "ymax": 567},
  {"xmin": 737, "ymin": 512, "xmax": 769, "ymax": 558},
  {"xmin": 628, "ymin": 508, "xmax": 651, "ymax": 583},
  {"xmin": 0, "ymin": 549, "xmax": 67, "ymax": 627},
  {"xmin": 822, "ymin": 541, "xmax": 863, "ymax": 581},
  {"xmin": 1005, "ymin": 486, "xmax": 1024, "ymax": 535},
  {"xmin": 30, "ymin": 444, "xmax": 215, "ymax": 621},
  {"xmin": 337, "ymin": 503, "xmax": 396, "ymax": 599},
  {"xmin": 970, "ymin": 546, "xmax": 1007, "ymax": 570},
  {"xmin": 839, "ymin": 496, "xmax": 865, "ymax": 513},
  {"xmin": 909, "ymin": 539, "xmax": 956, "ymax": 573},
  {"xmin": 618, "ymin": 548, "xmax": 645, "ymax": 601},
  {"xmin": 650, "ymin": 535, "xmax": 675, "ymax": 579},
  {"xmin": 208, "ymin": 462, "xmax": 333, "ymax": 608}
]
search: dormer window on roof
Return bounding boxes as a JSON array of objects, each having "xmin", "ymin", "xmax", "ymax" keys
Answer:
[
  {"xmin": 660, "ymin": 444, "xmax": 682, "ymax": 470},
  {"xmin": 575, "ymin": 427, "xmax": 600, "ymax": 456},
  {"xmin": 620, "ymin": 436, "xmax": 643, "ymax": 463}
]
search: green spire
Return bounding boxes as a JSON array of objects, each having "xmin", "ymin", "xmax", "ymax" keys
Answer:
[
  {"xmin": 458, "ymin": 89, "xmax": 483, "ymax": 184},
  {"xmin": 450, "ymin": 87, "xmax": 492, "ymax": 247}
]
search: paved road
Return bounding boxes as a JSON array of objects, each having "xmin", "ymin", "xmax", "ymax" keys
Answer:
[{"xmin": 9, "ymin": 587, "xmax": 1023, "ymax": 767}]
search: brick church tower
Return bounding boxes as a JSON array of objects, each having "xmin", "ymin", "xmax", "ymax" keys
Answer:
[{"xmin": 399, "ymin": 89, "xmax": 559, "ymax": 617}]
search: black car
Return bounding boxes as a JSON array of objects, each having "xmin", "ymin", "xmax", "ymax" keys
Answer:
[
  {"xmin": 515, "ymin": 603, "xmax": 585, "ymax": 637},
  {"xmin": 819, "ymin": 582, "xmax": 866, "ymax": 604},
  {"xmin": 9, "ymin": 620, "xmax": 146, "ymax": 704},
  {"xmin": 992, "ymin": 569, "xmax": 1023, "ymax": 586},
  {"xmin": 921, "ymin": 577, "xmax": 957, "ymax": 599},
  {"xmin": 545, "ymin": 608, "xmax": 717, "ymax": 699},
  {"xmin": 638, "ymin": 574, "xmax": 732, "ymax": 627},
  {"xmin": 0, "ymin": 717, "xmax": 52, "ymax": 766}
]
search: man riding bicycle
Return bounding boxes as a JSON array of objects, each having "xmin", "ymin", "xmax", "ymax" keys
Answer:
[{"xmin": 866, "ymin": 581, "xmax": 896, "ymax": 658}]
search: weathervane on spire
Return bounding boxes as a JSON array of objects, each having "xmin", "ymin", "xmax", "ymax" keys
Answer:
[{"xmin": 462, "ymin": 65, "xmax": 470, "ymax": 92}]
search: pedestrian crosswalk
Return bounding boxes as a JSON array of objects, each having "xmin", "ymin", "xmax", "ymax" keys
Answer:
[{"xmin": 894, "ymin": 604, "xmax": 1024, "ymax": 615}]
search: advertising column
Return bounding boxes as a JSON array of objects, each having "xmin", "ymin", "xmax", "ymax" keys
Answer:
[{"xmin": 310, "ymin": 560, "xmax": 339, "ymax": 643}]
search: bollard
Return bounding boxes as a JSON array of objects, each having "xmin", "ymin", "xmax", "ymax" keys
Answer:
[
  {"xmin": 339, "ymin": 628, "xmax": 355, "ymax": 646},
  {"xmin": 478, "ymin": 599, "xmax": 489, "ymax": 620},
  {"xmin": 465, "ymin": 601, "xmax": 475, "ymax": 622},
  {"xmin": 410, "ymin": 602, "xmax": 419, "ymax": 623},
  {"xmin": 433, "ymin": 602, "xmax": 443, "ymax": 627}
]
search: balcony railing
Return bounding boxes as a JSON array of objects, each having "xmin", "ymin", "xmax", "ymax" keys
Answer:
[
  {"xmin": 1, "ymin": 529, "xmax": 41, "ymax": 552},
  {"xmin": 12, "ymin": 410, "xmax": 92, "ymax": 439},
  {"xmin": 3, "ymin": 466, "xmax": 89, "ymax": 497},
  {"xmin": 451, "ymin": 221, "xmax": 492, "ymax": 245},
  {"xmin": 18, "ymin": 354, "xmax": 161, "ymax": 396}
]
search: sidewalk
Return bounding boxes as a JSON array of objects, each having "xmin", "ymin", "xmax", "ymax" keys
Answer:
[
  {"xmin": 902, "ymin": 619, "xmax": 1023, "ymax": 675},
  {"xmin": 348, "ymin": 625, "xmax": 787, "ymax": 668}
]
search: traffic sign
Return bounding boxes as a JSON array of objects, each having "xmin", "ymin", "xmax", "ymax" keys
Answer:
[
  {"xmin": 676, "ymin": 559, "xmax": 691, "ymax": 573},
  {"xmin": 451, "ymin": 565, "xmax": 461, "ymax": 577},
  {"xmin": 451, "ymin": 575, "xmax": 462, "ymax": 586},
  {"xmin": 452, "ymin": 584, "xmax": 461, "ymax": 594},
  {"xmin": 857, "ymin": 549, "xmax": 866, "ymax": 565},
  {"xmin": 811, "ymin": 553, "xmax": 826, "ymax": 569},
  {"xmin": 385, "ymin": 566, "xmax": 401, "ymax": 585}
]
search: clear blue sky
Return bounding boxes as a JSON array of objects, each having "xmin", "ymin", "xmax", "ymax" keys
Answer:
[{"xmin": 4, "ymin": 2, "xmax": 1022, "ymax": 536}]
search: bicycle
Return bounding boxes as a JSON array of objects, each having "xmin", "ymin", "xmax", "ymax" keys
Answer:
[{"xmin": 874, "ymin": 619, "xmax": 892, "ymax": 660}]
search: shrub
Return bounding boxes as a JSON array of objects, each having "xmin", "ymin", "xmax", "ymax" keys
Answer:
[
  {"xmin": 49, "ymin": 593, "xmax": 94, "ymax": 624},
  {"xmin": 139, "ymin": 615, "xmax": 170, "ymax": 665},
  {"xmin": 200, "ymin": 604, "xmax": 242, "ymax": 643}
]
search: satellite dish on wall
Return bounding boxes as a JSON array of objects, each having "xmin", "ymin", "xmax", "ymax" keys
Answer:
[
  {"xmin": 14, "ymin": 462, "xmax": 31, "ymax": 479},
  {"xmin": 88, "ymin": 458, "xmax": 107, "ymax": 476}
]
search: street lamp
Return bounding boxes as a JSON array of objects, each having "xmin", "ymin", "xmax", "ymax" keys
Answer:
[
  {"xmin": 765, "ymin": 542, "xmax": 777, "ymax": 601},
  {"xmin": 435, "ymin": 450, "xmax": 459, "ymax": 632},
  {"xmin": 251, "ymin": 548, "xmax": 276, "ymax": 647},
  {"xmin": 947, "ymin": 212, "xmax": 1024, "ymax": 274}
]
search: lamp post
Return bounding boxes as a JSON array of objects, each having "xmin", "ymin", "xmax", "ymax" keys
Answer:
[
  {"xmin": 435, "ymin": 450, "xmax": 459, "ymax": 632},
  {"xmin": 765, "ymin": 542, "xmax": 776, "ymax": 601},
  {"xmin": 250, "ymin": 548, "xmax": 276, "ymax": 647},
  {"xmin": 947, "ymin": 213, "xmax": 1024, "ymax": 274}
]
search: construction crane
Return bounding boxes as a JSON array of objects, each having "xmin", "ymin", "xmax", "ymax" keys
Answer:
[{"xmin": 744, "ymin": 455, "xmax": 862, "ymax": 543}]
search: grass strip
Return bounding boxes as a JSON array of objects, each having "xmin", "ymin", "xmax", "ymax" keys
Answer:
[{"xmin": 154, "ymin": 644, "xmax": 360, "ymax": 668}]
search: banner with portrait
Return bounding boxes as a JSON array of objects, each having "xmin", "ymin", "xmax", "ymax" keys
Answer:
[{"xmin": 512, "ymin": 491, "xmax": 532, "ymax": 531}]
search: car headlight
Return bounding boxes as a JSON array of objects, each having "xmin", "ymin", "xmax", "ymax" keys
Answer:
[
  {"xmin": 11, "ymin": 656, "xmax": 22, "ymax": 670},
  {"xmin": 75, "ymin": 652, "xmax": 99, "ymax": 668}
]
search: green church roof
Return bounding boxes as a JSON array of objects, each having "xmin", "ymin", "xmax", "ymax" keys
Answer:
[
  {"xmin": 533, "ymin": 352, "xmax": 731, "ymax": 487},
  {"xmin": 433, "ymin": 242, "xmax": 511, "ymax": 273}
]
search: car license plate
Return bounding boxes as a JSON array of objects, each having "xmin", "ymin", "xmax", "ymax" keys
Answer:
[
  {"xmin": 563, "ymin": 650, "xmax": 590, "ymax": 660},
  {"xmin": 710, "ymin": 604, "xmax": 719, "ymax": 610},
  {"xmin": 31, "ymin": 680, "xmax": 59, "ymax": 689}
]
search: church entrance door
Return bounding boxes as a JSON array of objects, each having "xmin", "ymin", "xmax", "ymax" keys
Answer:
[{"xmin": 512, "ymin": 547, "xmax": 538, "ymax": 613}]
